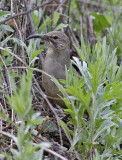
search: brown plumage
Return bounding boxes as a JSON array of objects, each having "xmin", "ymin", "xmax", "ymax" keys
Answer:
[{"xmin": 27, "ymin": 31, "xmax": 70, "ymax": 108}]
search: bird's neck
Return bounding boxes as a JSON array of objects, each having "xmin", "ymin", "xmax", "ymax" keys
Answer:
[
  {"xmin": 47, "ymin": 46, "xmax": 70, "ymax": 55},
  {"xmin": 46, "ymin": 47, "xmax": 70, "ymax": 64},
  {"xmin": 47, "ymin": 47, "xmax": 54, "ymax": 55}
]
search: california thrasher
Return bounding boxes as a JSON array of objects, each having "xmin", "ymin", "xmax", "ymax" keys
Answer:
[{"xmin": 27, "ymin": 31, "xmax": 70, "ymax": 108}]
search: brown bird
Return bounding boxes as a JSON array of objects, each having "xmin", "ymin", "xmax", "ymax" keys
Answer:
[{"xmin": 27, "ymin": 31, "xmax": 70, "ymax": 108}]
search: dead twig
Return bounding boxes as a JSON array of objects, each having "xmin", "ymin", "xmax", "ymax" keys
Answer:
[
  {"xmin": 0, "ymin": 47, "xmax": 26, "ymax": 65},
  {"xmin": 24, "ymin": 0, "xmax": 44, "ymax": 67},
  {"xmin": 0, "ymin": 0, "xmax": 52, "ymax": 26}
]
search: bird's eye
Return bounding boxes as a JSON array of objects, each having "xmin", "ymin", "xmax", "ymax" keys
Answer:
[{"xmin": 53, "ymin": 35, "xmax": 59, "ymax": 39}]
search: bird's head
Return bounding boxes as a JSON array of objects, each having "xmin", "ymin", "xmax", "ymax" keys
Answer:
[{"xmin": 27, "ymin": 31, "xmax": 70, "ymax": 52}]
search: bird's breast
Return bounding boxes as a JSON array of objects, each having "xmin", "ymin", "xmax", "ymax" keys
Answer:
[{"xmin": 43, "ymin": 54, "xmax": 69, "ymax": 79}]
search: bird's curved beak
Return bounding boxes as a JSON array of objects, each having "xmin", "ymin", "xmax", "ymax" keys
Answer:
[{"xmin": 26, "ymin": 34, "xmax": 49, "ymax": 41}]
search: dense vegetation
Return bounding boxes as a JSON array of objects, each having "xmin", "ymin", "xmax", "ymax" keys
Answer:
[{"xmin": 0, "ymin": 0, "xmax": 122, "ymax": 159}]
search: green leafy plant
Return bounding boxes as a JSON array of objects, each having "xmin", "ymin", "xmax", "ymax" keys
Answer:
[
  {"xmin": 25, "ymin": 39, "xmax": 43, "ymax": 67},
  {"xmin": 90, "ymin": 12, "xmax": 110, "ymax": 34},
  {"xmin": 107, "ymin": 11, "xmax": 122, "ymax": 60},
  {"xmin": 53, "ymin": 37, "xmax": 122, "ymax": 159},
  {"xmin": 0, "ymin": 69, "xmax": 50, "ymax": 160},
  {"xmin": 32, "ymin": 11, "xmax": 68, "ymax": 33},
  {"xmin": 0, "ymin": 11, "xmax": 12, "ymax": 35}
]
